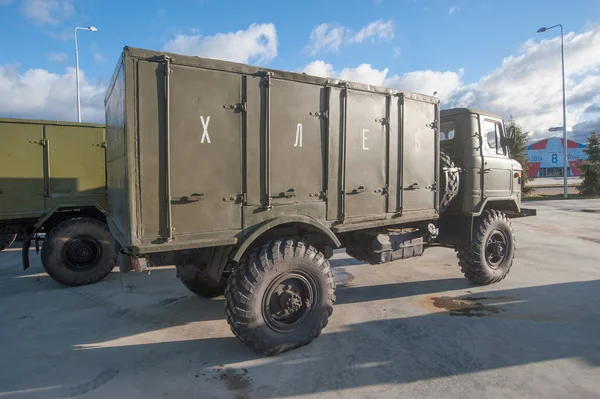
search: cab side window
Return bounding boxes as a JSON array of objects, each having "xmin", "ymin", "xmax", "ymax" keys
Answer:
[{"xmin": 482, "ymin": 120, "xmax": 506, "ymax": 156}]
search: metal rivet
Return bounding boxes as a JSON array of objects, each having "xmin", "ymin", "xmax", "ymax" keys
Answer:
[
  {"xmin": 309, "ymin": 194, "xmax": 313, "ymax": 197},
  {"xmin": 230, "ymin": 196, "xmax": 235, "ymax": 201}
]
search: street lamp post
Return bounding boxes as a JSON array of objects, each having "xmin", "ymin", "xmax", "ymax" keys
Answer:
[
  {"xmin": 74, "ymin": 26, "xmax": 98, "ymax": 122},
  {"xmin": 537, "ymin": 24, "xmax": 568, "ymax": 198}
]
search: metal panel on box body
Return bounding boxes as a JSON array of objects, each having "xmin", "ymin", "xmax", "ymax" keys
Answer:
[
  {"xmin": 326, "ymin": 87, "xmax": 343, "ymax": 221},
  {"xmin": 45, "ymin": 125, "xmax": 106, "ymax": 198},
  {"xmin": 167, "ymin": 64, "xmax": 243, "ymax": 234},
  {"xmin": 344, "ymin": 90, "xmax": 387, "ymax": 219},
  {"xmin": 245, "ymin": 75, "xmax": 262, "ymax": 207},
  {"xmin": 387, "ymin": 96, "xmax": 400, "ymax": 213},
  {"xmin": 136, "ymin": 60, "xmax": 165, "ymax": 240},
  {"xmin": 0, "ymin": 122, "xmax": 45, "ymax": 215},
  {"xmin": 105, "ymin": 57, "xmax": 131, "ymax": 245},
  {"xmin": 401, "ymin": 97, "xmax": 437, "ymax": 213},
  {"xmin": 269, "ymin": 79, "xmax": 325, "ymax": 203}
]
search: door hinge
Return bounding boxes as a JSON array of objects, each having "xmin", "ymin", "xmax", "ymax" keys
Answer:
[
  {"xmin": 426, "ymin": 119, "xmax": 438, "ymax": 129},
  {"xmin": 29, "ymin": 139, "xmax": 48, "ymax": 146},
  {"xmin": 375, "ymin": 117, "xmax": 389, "ymax": 125},
  {"xmin": 223, "ymin": 193, "xmax": 246, "ymax": 203},
  {"xmin": 93, "ymin": 141, "xmax": 107, "ymax": 148},
  {"xmin": 310, "ymin": 110, "xmax": 329, "ymax": 119},
  {"xmin": 223, "ymin": 102, "xmax": 247, "ymax": 113}
]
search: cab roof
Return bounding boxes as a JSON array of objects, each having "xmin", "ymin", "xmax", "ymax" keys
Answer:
[{"xmin": 441, "ymin": 107, "xmax": 503, "ymax": 120}]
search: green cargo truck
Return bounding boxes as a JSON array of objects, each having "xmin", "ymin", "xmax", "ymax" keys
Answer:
[
  {"xmin": 0, "ymin": 118, "xmax": 117, "ymax": 286},
  {"xmin": 105, "ymin": 47, "xmax": 535, "ymax": 355}
]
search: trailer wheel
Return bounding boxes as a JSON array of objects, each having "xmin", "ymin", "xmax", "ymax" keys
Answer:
[
  {"xmin": 41, "ymin": 217, "xmax": 116, "ymax": 286},
  {"xmin": 181, "ymin": 273, "xmax": 226, "ymax": 298},
  {"xmin": 0, "ymin": 228, "xmax": 17, "ymax": 252},
  {"xmin": 225, "ymin": 239, "xmax": 335, "ymax": 355},
  {"xmin": 439, "ymin": 151, "xmax": 459, "ymax": 213},
  {"xmin": 457, "ymin": 210, "xmax": 515, "ymax": 285}
]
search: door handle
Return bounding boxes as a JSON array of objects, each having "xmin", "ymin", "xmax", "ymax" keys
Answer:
[
  {"xmin": 404, "ymin": 183, "xmax": 420, "ymax": 190},
  {"xmin": 346, "ymin": 186, "xmax": 366, "ymax": 194},
  {"xmin": 171, "ymin": 193, "xmax": 204, "ymax": 203}
]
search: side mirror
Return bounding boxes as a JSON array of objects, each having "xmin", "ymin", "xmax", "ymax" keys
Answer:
[{"xmin": 501, "ymin": 136, "xmax": 514, "ymax": 147}]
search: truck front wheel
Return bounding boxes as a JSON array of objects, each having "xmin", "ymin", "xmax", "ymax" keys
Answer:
[
  {"xmin": 225, "ymin": 239, "xmax": 335, "ymax": 355},
  {"xmin": 41, "ymin": 217, "xmax": 116, "ymax": 286},
  {"xmin": 457, "ymin": 210, "xmax": 515, "ymax": 285}
]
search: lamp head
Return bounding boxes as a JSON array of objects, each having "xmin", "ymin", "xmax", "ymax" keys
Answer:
[
  {"xmin": 537, "ymin": 27, "xmax": 547, "ymax": 33},
  {"xmin": 89, "ymin": 26, "xmax": 98, "ymax": 32}
]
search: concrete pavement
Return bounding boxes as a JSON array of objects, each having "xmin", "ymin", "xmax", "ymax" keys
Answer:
[{"xmin": 1, "ymin": 199, "xmax": 599, "ymax": 399}]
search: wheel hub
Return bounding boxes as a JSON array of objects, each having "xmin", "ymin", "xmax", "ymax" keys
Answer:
[
  {"xmin": 61, "ymin": 236, "xmax": 101, "ymax": 271},
  {"xmin": 485, "ymin": 230, "xmax": 508, "ymax": 268},
  {"xmin": 262, "ymin": 272, "xmax": 318, "ymax": 333}
]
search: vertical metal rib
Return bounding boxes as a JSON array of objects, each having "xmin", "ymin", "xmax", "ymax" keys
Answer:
[{"xmin": 164, "ymin": 55, "xmax": 174, "ymax": 241}]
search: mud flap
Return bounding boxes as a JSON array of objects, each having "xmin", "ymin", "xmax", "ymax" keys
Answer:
[{"xmin": 22, "ymin": 236, "xmax": 32, "ymax": 270}]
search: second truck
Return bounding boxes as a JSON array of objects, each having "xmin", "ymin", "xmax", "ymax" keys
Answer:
[{"xmin": 105, "ymin": 47, "xmax": 534, "ymax": 355}]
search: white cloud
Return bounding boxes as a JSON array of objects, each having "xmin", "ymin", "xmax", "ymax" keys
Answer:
[
  {"xmin": 299, "ymin": 61, "xmax": 463, "ymax": 101},
  {"xmin": 447, "ymin": 27, "xmax": 600, "ymax": 140},
  {"xmin": 0, "ymin": 64, "xmax": 105, "ymax": 122},
  {"xmin": 307, "ymin": 23, "xmax": 347, "ymax": 55},
  {"xmin": 20, "ymin": 0, "xmax": 74, "ymax": 25},
  {"xmin": 449, "ymin": 6, "xmax": 458, "ymax": 14},
  {"xmin": 163, "ymin": 23, "xmax": 277, "ymax": 65},
  {"xmin": 393, "ymin": 47, "xmax": 402, "ymax": 59},
  {"xmin": 307, "ymin": 19, "xmax": 395, "ymax": 55},
  {"xmin": 48, "ymin": 52, "xmax": 68, "ymax": 62},
  {"xmin": 349, "ymin": 19, "xmax": 394, "ymax": 43}
]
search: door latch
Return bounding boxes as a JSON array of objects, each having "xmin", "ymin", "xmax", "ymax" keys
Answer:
[
  {"xmin": 404, "ymin": 183, "xmax": 420, "ymax": 190},
  {"xmin": 270, "ymin": 188, "xmax": 296, "ymax": 199},
  {"xmin": 346, "ymin": 186, "xmax": 366, "ymax": 194}
]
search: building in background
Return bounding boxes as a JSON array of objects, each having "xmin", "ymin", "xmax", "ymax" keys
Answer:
[{"xmin": 526, "ymin": 137, "xmax": 587, "ymax": 177}]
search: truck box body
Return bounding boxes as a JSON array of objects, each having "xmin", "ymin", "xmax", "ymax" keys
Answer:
[
  {"xmin": 0, "ymin": 118, "xmax": 107, "ymax": 221},
  {"xmin": 105, "ymin": 47, "xmax": 440, "ymax": 255}
]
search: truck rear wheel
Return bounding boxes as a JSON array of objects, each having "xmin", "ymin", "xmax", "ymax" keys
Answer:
[
  {"xmin": 457, "ymin": 210, "xmax": 515, "ymax": 285},
  {"xmin": 41, "ymin": 217, "xmax": 116, "ymax": 286},
  {"xmin": 0, "ymin": 228, "xmax": 17, "ymax": 252},
  {"xmin": 181, "ymin": 274, "xmax": 226, "ymax": 298},
  {"xmin": 225, "ymin": 239, "xmax": 335, "ymax": 355}
]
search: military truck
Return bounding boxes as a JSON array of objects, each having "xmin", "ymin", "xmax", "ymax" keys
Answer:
[
  {"xmin": 0, "ymin": 118, "xmax": 117, "ymax": 286},
  {"xmin": 105, "ymin": 47, "xmax": 534, "ymax": 355}
]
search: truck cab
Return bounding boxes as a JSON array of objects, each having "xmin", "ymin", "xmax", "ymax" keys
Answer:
[{"xmin": 440, "ymin": 108, "xmax": 522, "ymax": 216}]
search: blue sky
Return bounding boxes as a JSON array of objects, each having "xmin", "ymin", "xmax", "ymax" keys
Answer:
[{"xmin": 1, "ymin": 0, "xmax": 599, "ymax": 141}]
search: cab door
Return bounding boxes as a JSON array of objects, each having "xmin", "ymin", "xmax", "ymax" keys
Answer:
[{"xmin": 480, "ymin": 117, "xmax": 512, "ymax": 198}]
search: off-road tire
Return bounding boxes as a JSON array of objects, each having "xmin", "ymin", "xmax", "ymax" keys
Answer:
[
  {"xmin": 225, "ymin": 239, "xmax": 335, "ymax": 355},
  {"xmin": 181, "ymin": 274, "xmax": 227, "ymax": 298},
  {"xmin": 439, "ymin": 151, "xmax": 459, "ymax": 213},
  {"xmin": 41, "ymin": 217, "xmax": 116, "ymax": 286},
  {"xmin": 0, "ymin": 231, "xmax": 17, "ymax": 252},
  {"xmin": 457, "ymin": 210, "xmax": 515, "ymax": 285}
]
